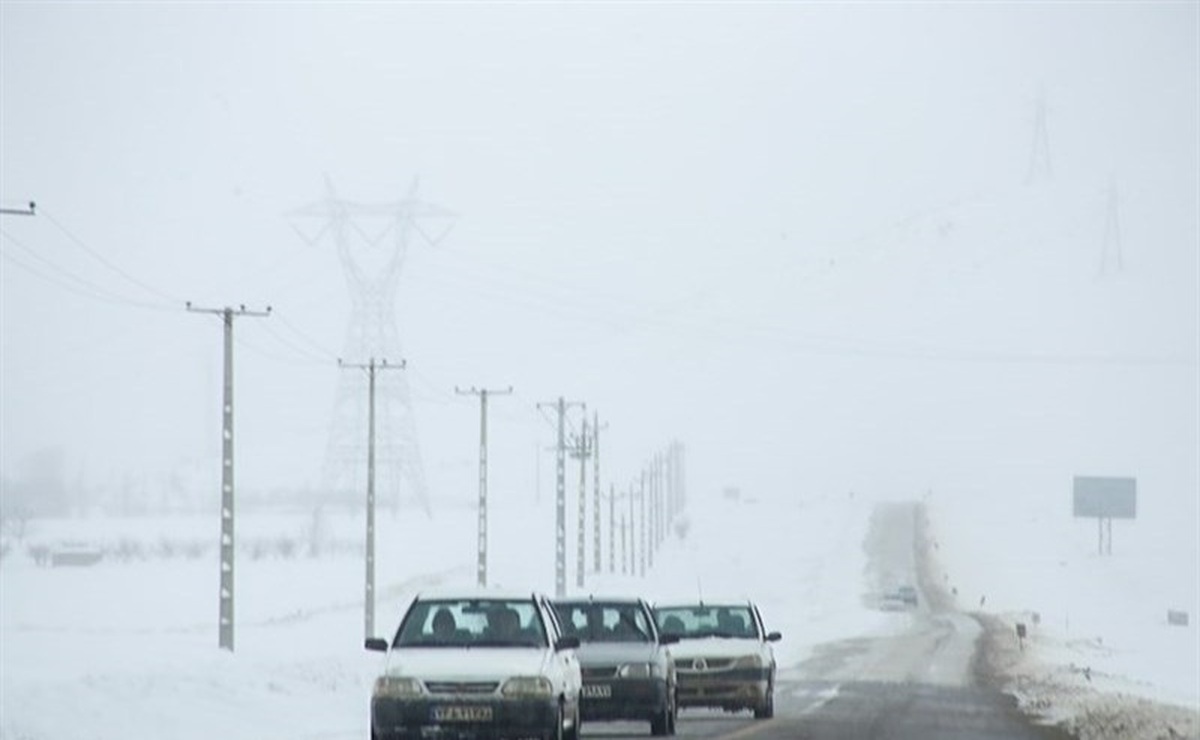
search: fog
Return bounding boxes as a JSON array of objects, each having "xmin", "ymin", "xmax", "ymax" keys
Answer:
[{"xmin": 1, "ymin": 4, "xmax": 1196, "ymax": 544}]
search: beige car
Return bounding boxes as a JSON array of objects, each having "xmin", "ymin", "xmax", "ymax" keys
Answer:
[{"xmin": 653, "ymin": 601, "xmax": 781, "ymax": 719}]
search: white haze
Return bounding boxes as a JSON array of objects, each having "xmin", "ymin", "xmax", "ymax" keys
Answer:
[{"xmin": 1, "ymin": 6, "xmax": 1196, "ymax": 557}]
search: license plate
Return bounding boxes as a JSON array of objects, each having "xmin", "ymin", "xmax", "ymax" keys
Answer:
[
  {"xmin": 581, "ymin": 684, "xmax": 612, "ymax": 698},
  {"xmin": 432, "ymin": 705, "xmax": 493, "ymax": 722}
]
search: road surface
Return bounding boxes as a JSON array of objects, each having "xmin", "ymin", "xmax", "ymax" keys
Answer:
[{"xmin": 580, "ymin": 502, "xmax": 1074, "ymax": 740}]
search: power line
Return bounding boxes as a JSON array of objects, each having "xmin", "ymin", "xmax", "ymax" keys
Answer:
[
  {"xmin": 0, "ymin": 227, "xmax": 177, "ymax": 311},
  {"xmin": 41, "ymin": 207, "xmax": 184, "ymax": 305}
]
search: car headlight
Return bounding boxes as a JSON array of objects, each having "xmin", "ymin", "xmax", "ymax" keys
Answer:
[
  {"xmin": 733, "ymin": 654, "xmax": 763, "ymax": 670},
  {"xmin": 374, "ymin": 676, "xmax": 423, "ymax": 697},
  {"xmin": 501, "ymin": 676, "xmax": 553, "ymax": 697},
  {"xmin": 618, "ymin": 662, "xmax": 660, "ymax": 679}
]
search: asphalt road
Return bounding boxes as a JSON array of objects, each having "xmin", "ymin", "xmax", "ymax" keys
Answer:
[{"xmin": 580, "ymin": 502, "xmax": 1076, "ymax": 740}]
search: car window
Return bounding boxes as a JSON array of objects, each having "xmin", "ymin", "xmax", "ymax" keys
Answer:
[
  {"xmin": 654, "ymin": 605, "xmax": 760, "ymax": 639},
  {"xmin": 553, "ymin": 601, "xmax": 654, "ymax": 643},
  {"xmin": 394, "ymin": 598, "xmax": 549, "ymax": 648}
]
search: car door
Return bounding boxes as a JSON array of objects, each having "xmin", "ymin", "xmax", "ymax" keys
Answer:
[{"xmin": 539, "ymin": 596, "xmax": 582, "ymax": 696}]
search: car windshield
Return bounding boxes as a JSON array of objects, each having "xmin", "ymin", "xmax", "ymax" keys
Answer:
[
  {"xmin": 552, "ymin": 601, "xmax": 655, "ymax": 643},
  {"xmin": 393, "ymin": 598, "xmax": 548, "ymax": 648},
  {"xmin": 654, "ymin": 605, "xmax": 759, "ymax": 639}
]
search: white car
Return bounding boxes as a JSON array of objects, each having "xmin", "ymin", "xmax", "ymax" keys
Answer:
[
  {"xmin": 366, "ymin": 589, "xmax": 583, "ymax": 740},
  {"xmin": 653, "ymin": 601, "xmax": 781, "ymax": 719}
]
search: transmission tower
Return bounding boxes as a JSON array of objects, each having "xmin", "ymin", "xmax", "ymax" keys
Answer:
[
  {"xmin": 1026, "ymin": 86, "xmax": 1053, "ymax": 184},
  {"xmin": 291, "ymin": 176, "xmax": 454, "ymax": 513}
]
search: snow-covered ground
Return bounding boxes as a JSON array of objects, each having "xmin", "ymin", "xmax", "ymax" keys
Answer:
[
  {"xmin": 1, "ymin": 489, "xmax": 905, "ymax": 740},
  {"xmin": 923, "ymin": 490, "xmax": 1200, "ymax": 738},
  {"xmin": 3, "ymin": 480, "xmax": 1197, "ymax": 739}
]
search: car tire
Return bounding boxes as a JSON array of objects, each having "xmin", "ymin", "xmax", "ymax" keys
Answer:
[
  {"xmin": 667, "ymin": 689, "xmax": 678, "ymax": 735},
  {"xmin": 753, "ymin": 678, "xmax": 775, "ymax": 720},
  {"xmin": 564, "ymin": 700, "xmax": 580, "ymax": 740},
  {"xmin": 651, "ymin": 696, "xmax": 674, "ymax": 737}
]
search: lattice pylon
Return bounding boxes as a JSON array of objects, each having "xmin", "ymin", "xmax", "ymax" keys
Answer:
[{"xmin": 291, "ymin": 176, "xmax": 455, "ymax": 514}]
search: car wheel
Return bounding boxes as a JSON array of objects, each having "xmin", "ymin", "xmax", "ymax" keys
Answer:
[
  {"xmin": 667, "ymin": 689, "xmax": 678, "ymax": 735},
  {"xmin": 563, "ymin": 700, "xmax": 579, "ymax": 740},
  {"xmin": 651, "ymin": 697, "xmax": 673, "ymax": 737},
  {"xmin": 753, "ymin": 679, "xmax": 775, "ymax": 720}
]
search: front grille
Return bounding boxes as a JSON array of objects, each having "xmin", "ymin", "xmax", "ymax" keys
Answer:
[
  {"xmin": 675, "ymin": 657, "xmax": 734, "ymax": 672},
  {"xmin": 582, "ymin": 666, "xmax": 618, "ymax": 680},
  {"xmin": 423, "ymin": 680, "xmax": 499, "ymax": 695}
]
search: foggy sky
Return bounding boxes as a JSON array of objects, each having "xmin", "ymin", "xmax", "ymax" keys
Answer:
[{"xmin": 1, "ymin": 3, "xmax": 1196, "ymax": 534}]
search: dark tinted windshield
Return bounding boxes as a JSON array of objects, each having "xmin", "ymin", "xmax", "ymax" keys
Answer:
[
  {"xmin": 553, "ymin": 601, "xmax": 655, "ymax": 643},
  {"xmin": 394, "ymin": 598, "xmax": 548, "ymax": 648},
  {"xmin": 654, "ymin": 605, "xmax": 759, "ymax": 639}
]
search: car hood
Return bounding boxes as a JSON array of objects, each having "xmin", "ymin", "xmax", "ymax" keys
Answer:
[
  {"xmin": 668, "ymin": 638, "xmax": 764, "ymax": 659},
  {"xmin": 574, "ymin": 641, "xmax": 659, "ymax": 666},
  {"xmin": 386, "ymin": 647, "xmax": 550, "ymax": 680}
]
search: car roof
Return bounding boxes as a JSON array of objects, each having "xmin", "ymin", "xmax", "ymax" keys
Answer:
[
  {"xmin": 412, "ymin": 586, "xmax": 547, "ymax": 602},
  {"xmin": 552, "ymin": 594, "xmax": 649, "ymax": 606},
  {"xmin": 653, "ymin": 600, "xmax": 757, "ymax": 610}
]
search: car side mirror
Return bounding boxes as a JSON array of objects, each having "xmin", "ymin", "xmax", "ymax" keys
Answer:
[
  {"xmin": 555, "ymin": 635, "xmax": 581, "ymax": 651},
  {"xmin": 765, "ymin": 631, "xmax": 782, "ymax": 642},
  {"xmin": 659, "ymin": 633, "xmax": 680, "ymax": 645},
  {"xmin": 365, "ymin": 637, "xmax": 389, "ymax": 652}
]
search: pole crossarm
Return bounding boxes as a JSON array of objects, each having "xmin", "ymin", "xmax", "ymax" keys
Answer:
[{"xmin": 0, "ymin": 201, "xmax": 36, "ymax": 216}]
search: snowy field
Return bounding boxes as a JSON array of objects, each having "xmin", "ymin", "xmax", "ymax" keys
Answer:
[
  {"xmin": 923, "ymin": 487, "xmax": 1200, "ymax": 735},
  {"xmin": 1, "ymin": 489, "xmax": 905, "ymax": 740}
]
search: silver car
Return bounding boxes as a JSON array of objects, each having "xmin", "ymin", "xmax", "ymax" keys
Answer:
[{"xmin": 552, "ymin": 596, "xmax": 679, "ymax": 736}]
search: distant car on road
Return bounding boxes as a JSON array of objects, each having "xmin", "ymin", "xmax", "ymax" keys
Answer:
[
  {"xmin": 895, "ymin": 584, "xmax": 919, "ymax": 607},
  {"xmin": 552, "ymin": 596, "xmax": 679, "ymax": 736},
  {"xmin": 366, "ymin": 589, "xmax": 583, "ymax": 740},
  {"xmin": 652, "ymin": 601, "xmax": 780, "ymax": 719}
]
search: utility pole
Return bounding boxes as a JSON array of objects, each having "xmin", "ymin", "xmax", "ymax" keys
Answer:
[
  {"xmin": 537, "ymin": 397, "xmax": 584, "ymax": 597},
  {"xmin": 1026, "ymin": 85, "xmax": 1053, "ymax": 184},
  {"xmin": 620, "ymin": 511, "xmax": 628, "ymax": 575},
  {"xmin": 1099, "ymin": 180, "xmax": 1123, "ymax": 276},
  {"xmin": 0, "ymin": 201, "xmax": 35, "ymax": 216},
  {"xmin": 187, "ymin": 302, "xmax": 271, "ymax": 652},
  {"xmin": 342, "ymin": 358, "xmax": 404, "ymax": 640},
  {"xmin": 647, "ymin": 463, "xmax": 657, "ymax": 566},
  {"xmin": 592, "ymin": 412, "xmax": 607, "ymax": 574},
  {"xmin": 572, "ymin": 415, "xmax": 590, "ymax": 590},
  {"xmin": 656, "ymin": 452, "xmax": 666, "ymax": 546},
  {"xmin": 627, "ymin": 481, "xmax": 636, "ymax": 576},
  {"xmin": 640, "ymin": 470, "xmax": 648, "ymax": 576},
  {"xmin": 608, "ymin": 483, "xmax": 616, "ymax": 573},
  {"xmin": 456, "ymin": 385, "xmax": 513, "ymax": 587}
]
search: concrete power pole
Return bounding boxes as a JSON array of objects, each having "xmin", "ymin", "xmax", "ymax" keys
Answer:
[
  {"xmin": 573, "ymin": 415, "xmax": 590, "ymax": 591},
  {"xmin": 640, "ymin": 470, "xmax": 648, "ymax": 576},
  {"xmin": 592, "ymin": 413, "xmax": 606, "ymax": 574},
  {"xmin": 608, "ymin": 483, "xmax": 616, "ymax": 574},
  {"xmin": 456, "ymin": 385, "xmax": 513, "ymax": 587},
  {"xmin": 1099, "ymin": 180, "xmax": 1124, "ymax": 276},
  {"xmin": 537, "ymin": 397, "xmax": 583, "ymax": 597},
  {"xmin": 187, "ymin": 302, "xmax": 271, "ymax": 652},
  {"xmin": 341, "ymin": 358, "xmax": 403, "ymax": 641},
  {"xmin": 627, "ymin": 482, "xmax": 636, "ymax": 576},
  {"xmin": 1026, "ymin": 85, "xmax": 1053, "ymax": 184}
]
